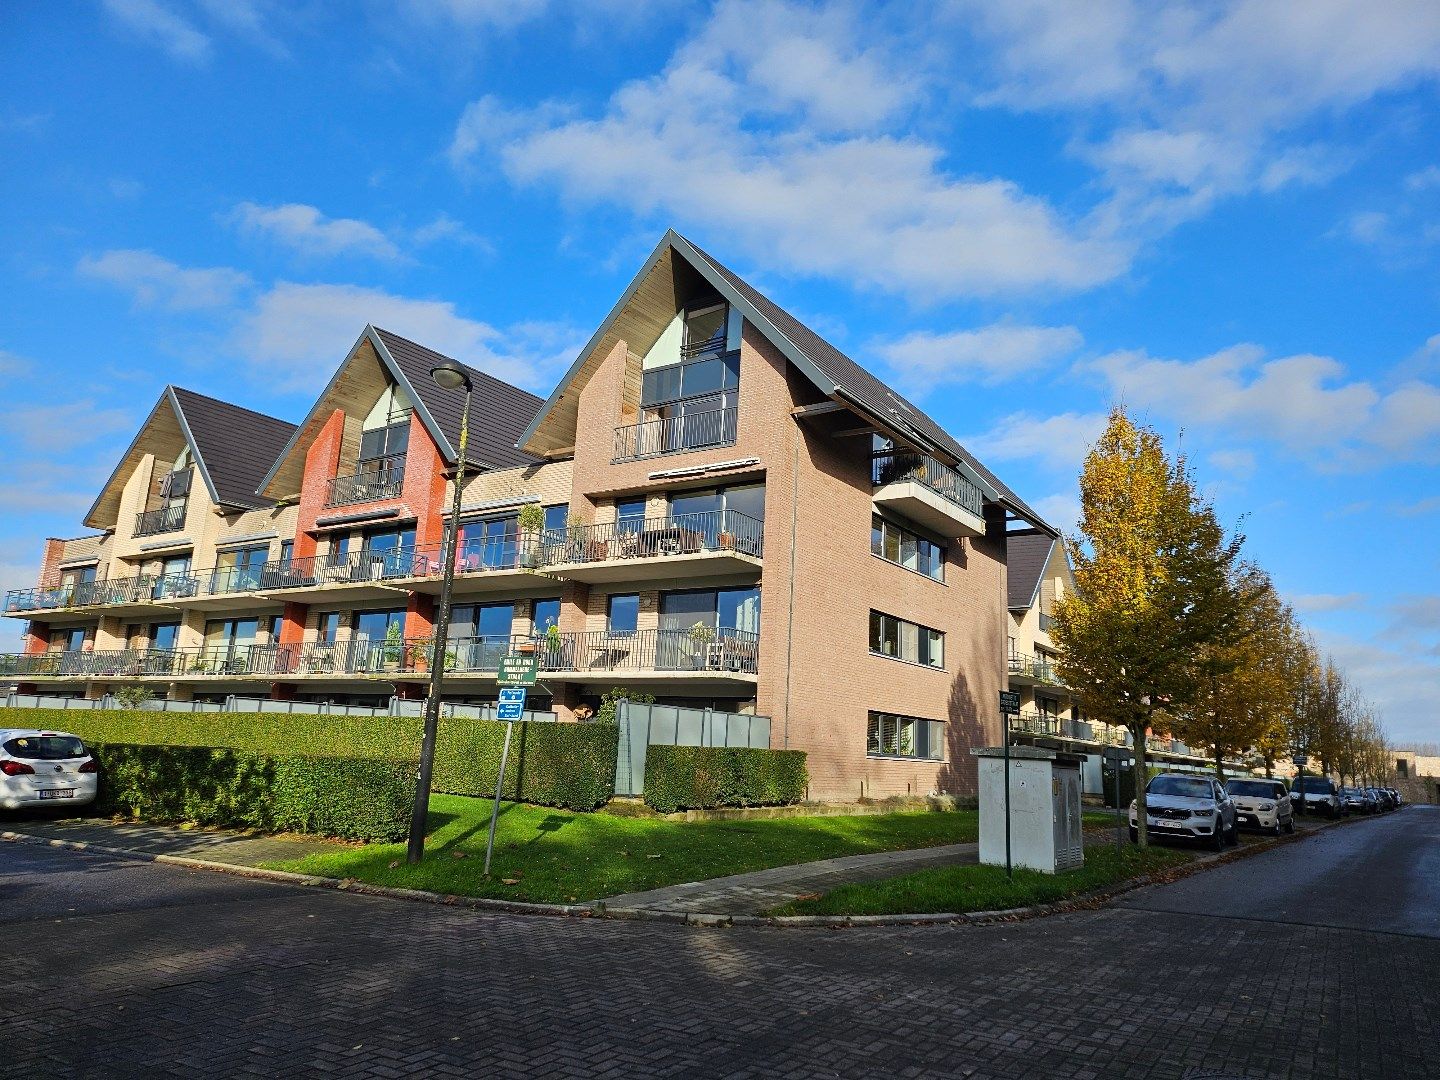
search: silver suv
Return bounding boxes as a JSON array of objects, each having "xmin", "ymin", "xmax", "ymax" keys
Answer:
[
  {"xmin": 1226, "ymin": 777, "xmax": 1295, "ymax": 835},
  {"xmin": 1130, "ymin": 773, "xmax": 1238, "ymax": 850},
  {"xmin": 1291, "ymin": 776, "xmax": 1342, "ymax": 818}
]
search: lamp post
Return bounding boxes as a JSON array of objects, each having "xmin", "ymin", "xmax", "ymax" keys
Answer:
[{"xmin": 406, "ymin": 360, "xmax": 473, "ymax": 864}]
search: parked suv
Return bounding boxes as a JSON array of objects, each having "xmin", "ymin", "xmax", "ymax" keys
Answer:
[
  {"xmin": 1291, "ymin": 776, "xmax": 1342, "ymax": 818},
  {"xmin": 1225, "ymin": 777, "xmax": 1295, "ymax": 835},
  {"xmin": 1130, "ymin": 774, "xmax": 1238, "ymax": 850}
]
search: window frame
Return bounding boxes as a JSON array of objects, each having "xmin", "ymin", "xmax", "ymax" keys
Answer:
[
  {"xmin": 607, "ymin": 593, "xmax": 640, "ymax": 636},
  {"xmin": 870, "ymin": 514, "xmax": 945, "ymax": 582},
  {"xmin": 866, "ymin": 711, "xmax": 945, "ymax": 761},
  {"xmin": 868, "ymin": 610, "xmax": 945, "ymax": 669}
]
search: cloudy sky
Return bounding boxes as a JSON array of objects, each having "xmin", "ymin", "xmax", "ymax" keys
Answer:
[{"xmin": 2, "ymin": 1, "xmax": 1437, "ymax": 743}]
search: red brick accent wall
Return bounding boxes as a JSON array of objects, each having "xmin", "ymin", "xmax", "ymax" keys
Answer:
[
  {"xmin": 294, "ymin": 409, "xmax": 346, "ymax": 561},
  {"xmin": 23, "ymin": 622, "xmax": 49, "ymax": 655},
  {"xmin": 37, "ymin": 538, "xmax": 65, "ymax": 588},
  {"xmin": 400, "ymin": 415, "xmax": 448, "ymax": 552}
]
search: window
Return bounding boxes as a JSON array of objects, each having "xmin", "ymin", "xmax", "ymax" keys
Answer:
[
  {"xmin": 316, "ymin": 612, "xmax": 340, "ymax": 643},
  {"xmin": 543, "ymin": 504, "xmax": 569, "ymax": 532},
  {"xmin": 151, "ymin": 622, "xmax": 180, "ymax": 651},
  {"xmin": 353, "ymin": 609, "xmax": 405, "ymax": 644},
  {"xmin": 869, "ymin": 611, "xmax": 944, "ymax": 668},
  {"xmin": 450, "ymin": 603, "xmax": 514, "ymax": 642},
  {"xmin": 460, "ymin": 516, "xmax": 517, "ymax": 569},
  {"xmin": 49, "ymin": 628, "xmax": 85, "ymax": 653},
  {"xmin": 329, "ymin": 536, "xmax": 351, "ymax": 566},
  {"xmin": 616, "ymin": 499, "xmax": 647, "ymax": 534},
  {"xmin": 871, "ymin": 516, "xmax": 944, "ymax": 581},
  {"xmin": 213, "ymin": 545, "xmax": 269, "ymax": 593},
  {"xmin": 278, "ymin": 540, "xmax": 293, "ymax": 566},
  {"xmin": 533, "ymin": 598, "xmax": 561, "ymax": 636},
  {"xmin": 607, "ymin": 594, "xmax": 639, "ymax": 635},
  {"xmin": 867, "ymin": 712, "xmax": 944, "ymax": 760},
  {"xmin": 358, "ymin": 386, "xmax": 411, "ymax": 475},
  {"xmin": 205, "ymin": 618, "xmax": 258, "ymax": 650}
]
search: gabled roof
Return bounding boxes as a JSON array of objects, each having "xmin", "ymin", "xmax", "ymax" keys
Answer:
[
  {"xmin": 371, "ymin": 328, "xmax": 541, "ymax": 471},
  {"xmin": 257, "ymin": 325, "xmax": 542, "ymax": 498},
  {"xmin": 517, "ymin": 229, "xmax": 1053, "ymax": 534},
  {"xmin": 1007, "ymin": 530, "xmax": 1057, "ymax": 610},
  {"xmin": 169, "ymin": 388, "xmax": 296, "ymax": 511},
  {"xmin": 84, "ymin": 386, "xmax": 296, "ymax": 530}
]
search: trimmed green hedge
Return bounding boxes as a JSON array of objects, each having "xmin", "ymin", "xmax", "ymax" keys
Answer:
[
  {"xmin": 9, "ymin": 708, "xmax": 616, "ymax": 813},
  {"xmin": 91, "ymin": 742, "xmax": 414, "ymax": 842},
  {"xmin": 644, "ymin": 746, "xmax": 808, "ymax": 814}
]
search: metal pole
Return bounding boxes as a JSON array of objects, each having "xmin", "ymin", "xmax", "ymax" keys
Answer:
[
  {"xmin": 1296, "ymin": 758, "xmax": 1305, "ymax": 818},
  {"xmin": 1114, "ymin": 755, "xmax": 1123, "ymax": 850},
  {"xmin": 483, "ymin": 720, "xmax": 514, "ymax": 877},
  {"xmin": 406, "ymin": 387, "xmax": 471, "ymax": 864},
  {"xmin": 1003, "ymin": 711, "xmax": 1012, "ymax": 880}
]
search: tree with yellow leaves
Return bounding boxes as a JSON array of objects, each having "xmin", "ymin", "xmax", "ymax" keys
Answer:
[{"xmin": 1051, "ymin": 407, "xmax": 1248, "ymax": 846}]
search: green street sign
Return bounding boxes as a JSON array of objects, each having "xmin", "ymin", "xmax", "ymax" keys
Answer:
[{"xmin": 497, "ymin": 654, "xmax": 538, "ymax": 687}]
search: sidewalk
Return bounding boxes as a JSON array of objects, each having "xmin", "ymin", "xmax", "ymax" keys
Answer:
[
  {"xmin": 599, "ymin": 841, "xmax": 980, "ymax": 914},
  {"xmin": 0, "ymin": 815, "xmax": 342, "ymax": 866}
]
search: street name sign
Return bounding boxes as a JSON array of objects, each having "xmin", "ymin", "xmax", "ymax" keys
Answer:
[
  {"xmin": 1292, "ymin": 754, "xmax": 1308, "ymax": 767},
  {"xmin": 497, "ymin": 654, "xmax": 538, "ymax": 687},
  {"xmin": 1101, "ymin": 746, "xmax": 1132, "ymax": 763},
  {"xmin": 998, "ymin": 691, "xmax": 1021, "ymax": 715},
  {"xmin": 497, "ymin": 687, "xmax": 527, "ymax": 721}
]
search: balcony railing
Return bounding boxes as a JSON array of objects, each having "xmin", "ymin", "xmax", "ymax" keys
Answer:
[
  {"xmin": 326, "ymin": 464, "xmax": 405, "ymax": 507},
  {"xmin": 872, "ymin": 452, "xmax": 983, "ymax": 518},
  {"xmin": 0, "ymin": 628, "xmax": 761, "ymax": 680},
  {"xmin": 544, "ymin": 510, "xmax": 763, "ymax": 566},
  {"xmin": 135, "ymin": 503, "xmax": 187, "ymax": 537},
  {"xmin": 2, "ymin": 571, "xmax": 203, "ymax": 614},
  {"xmin": 613, "ymin": 407, "xmax": 737, "ymax": 462},
  {"xmin": 1008, "ymin": 651, "xmax": 1064, "ymax": 685}
]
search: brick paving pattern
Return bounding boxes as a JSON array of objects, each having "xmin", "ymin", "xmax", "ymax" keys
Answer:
[{"xmin": 2, "ymin": 836, "xmax": 1436, "ymax": 1079}]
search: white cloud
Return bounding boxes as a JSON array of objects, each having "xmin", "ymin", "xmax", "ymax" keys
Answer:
[
  {"xmin": 102, "ymin": 0, "xmax": 212, "ymax": 64},
  {"xmin": 233, "ymin": 281, "xmax": 580, "ymax": 393},
  {"xmin": 1086, "ymin": 343, "xmax": 1440, "ymax": 466},
  {"xmin": 874, "ymin": 322, "xmax": 1082, "ymax": 393},
  {"xmin": 450, "ymin": 0, "xmax": 1129, "ymax": 300},
  {"xmin": 1032, "ymin": 492, "xmax": 1082, "ymax": 534},
  {"xmin": 963, "ymin": 410, "xmax": 1108, "ymax": 473},
  {"xmin": 0, "ymin": 401, "xmax": 135, "ymax": 446},
  {"xmin": 0, "ymin": 350, "xmax": 32, "ymax": 379},
  {"xmin": 1311, "ymin": 627, "xmax": 1440, "ymax": 747},
  {"xmin": 1406, "ymin": 165, "xmax": 1440, "ymax": 191},
  {"xmin": 229, "ymin": 202, "xmax": 403, "ymax": 261},
  {"xmin": 401, "ymin": 0, "xmax": 551, "ymax": 30},
  {"xmin": 1206, "ymin": 448, "xmax": 1255, "ymax": 478},
  {"xmin": 78, "ymin": 249, "xmax": 252, "ymax": 311}
]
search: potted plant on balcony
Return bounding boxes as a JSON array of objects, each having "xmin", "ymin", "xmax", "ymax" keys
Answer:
[
  {"xmin": 518, "ymin": 503, "xmax": 546, "ymax": 569},
  {"xmin": 407, "ymin": 637, "xmax": 457, "ymax": 673},
  {"xmin": 379, "ymin": 621, "xmax": 405, "ymax": 672},
  {"xmin": 688, "ymin": 621, "xmax": 716, "ymax": 669}
]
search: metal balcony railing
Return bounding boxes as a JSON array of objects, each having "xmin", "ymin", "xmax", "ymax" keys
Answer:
[
  {"xmin": 872, "ymin": 451, "xmax": 983, "ymax": 518},
  {"xmin": 546, "ymin": 627, "xmax": 760, "ymax": 676},
  {"xmin": 543, "ymin": 510, "xmax": 763, "ymax": 566},
  {"xmin": 134, "ymin": 503, "xmax": 187, "ymax": 537},
  {"xmin": 1008, "ymin": 651, "xmax": 1064, "ymax": 685},
  {"xmin": 2, "ymin": 571, "xmax": 208, "ymax": 614},
  {"xmin": 326, "ymin": 464, "xmax": 404, "ymax": 507},
  {"xmin": 613, "ymin": 406, "xmax": 737, "ymax": 462}
]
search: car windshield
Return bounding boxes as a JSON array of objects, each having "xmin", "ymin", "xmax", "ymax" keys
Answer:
[
  {"xmin": 1343, "ymin": 788, "xmax": 1364, "ymax": 796},
  {"xmin": 1147, "ymin": 776, "xmax": 1213, "ymax": 799},
  {"xmin": 3, "ymin": 734, "xmax": 87, "ymax": 760},
  {"xmin": 1226, "ymin": 780, "xmax": 1273, "ymax": 797},
  {"xmin": 1296, "ymin": 778, "xmax": 1333, "ymax": 792}
]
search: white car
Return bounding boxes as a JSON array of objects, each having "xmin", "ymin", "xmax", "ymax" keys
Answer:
[
  {"xmin": 1224, "ymin": 777, "xmax": 1295, "ymax": 835},
  {"xmin": 1129, "ymin": 773, "xmax": 1238, "ymax": 850},
  {"xmin": 0, "ymin": 729, "xmax": 98, "ymax": 810}
]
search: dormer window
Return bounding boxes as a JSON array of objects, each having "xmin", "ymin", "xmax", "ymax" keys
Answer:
[{"xmin": 358, "ymin": 384, "xmax": 411, "ymax": 475}]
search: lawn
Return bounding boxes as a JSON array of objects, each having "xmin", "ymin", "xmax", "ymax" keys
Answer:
[
  {"xmin": 262, "ymin": 795, "xmax": 993, "ymax": 904},
  {"xmin": 769, "ymin": 843, "xmax": 1195, "ymax": 917}
]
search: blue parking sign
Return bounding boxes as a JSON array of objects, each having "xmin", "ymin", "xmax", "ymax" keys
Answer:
[{"xmin": 497, "ymin": 687, "xmax": 527, "ymax": 721}]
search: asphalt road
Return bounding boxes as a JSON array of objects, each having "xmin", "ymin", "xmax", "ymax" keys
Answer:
[{"xmin": 1, "ymin": 809, "xmax": 1437, "ymax": 1079}]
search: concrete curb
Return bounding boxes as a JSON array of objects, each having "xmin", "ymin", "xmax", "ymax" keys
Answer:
[{"xmin": 2, "ymin": 809, "xmax": 1380, "ymax": 931}]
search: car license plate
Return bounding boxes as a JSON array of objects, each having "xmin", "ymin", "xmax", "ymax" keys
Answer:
[{"xmin": 39, "ymin": 788, "xmax": 75, "ymax": 800}]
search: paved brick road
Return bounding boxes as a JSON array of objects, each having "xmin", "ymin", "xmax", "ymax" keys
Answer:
[{"xmin": 2, "ymin": 812, "xmax": 1437, "ymax": 1079}]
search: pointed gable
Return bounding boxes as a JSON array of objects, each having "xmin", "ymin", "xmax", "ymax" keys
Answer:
[
  {"xmin": 83, "ymin": 387, "xmax": 295, "ymax": 530},
  {"xmin": 1006, "ymin": 530, "xmax": 1057, "ymax": 610},
  {"xmin": 257, "ymin": 325, "xmax": 543, "ymax": 499},
  {"xmin": 517, "ymin": 229, "xmax": 1054, "ymax": 534}
]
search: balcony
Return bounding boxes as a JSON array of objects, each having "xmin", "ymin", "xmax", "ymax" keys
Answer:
[
  {"xmin": 3, "ymin": 573, "xmax": 189, "ymax": 618},
  {"xmin": 613, "ymin": 407, "xmax": 737, "ymax": 462},
  {"xmin": 326, "ymin": 464, "xmax": 404, "ymax": 508},
  {"xmin": 134, "ymin": 503, "xmax": 187, "ymax": 537},
  {"xmin": 871, "ymin": 451, "xmax": 985, "ymax": 538},
  {"xmin": 1010, "ymin": 712, "xmax": 1095, "ymax": 742},
  {"xmin": 1008, "ymin": 651, "xmax": 1065, "ymax": 687},
  {"xmin": 540, "ymin": 510, "xmax": 763, "ymax": 583},
  {"xmin": 543, "ymin": 628, "xmax": 759, "ymax": 686}
]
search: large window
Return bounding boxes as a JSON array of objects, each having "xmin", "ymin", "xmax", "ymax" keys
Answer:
[
  {"xmin": 532, "ymin": 598, "xmax": 561, "ymax": 636},
  {"xmin": 358, "ymin": 386, "xmax": 411, "ymax": 474},
  {"xmin": 212, "ymin": 545, "xmax": 269, "ymax": 594},
  {"xmin": 460, "ymin": 516, "xmax": 517, "ymax": 569},
  {"xmin": 871, "ymin": 515, "xmax": 944, "ymax": 581},
  {"xmin": 869, "ymin": 611, "xmax": 944, "ymax": 669},
  {"xmin": 607, "ymin": 594, "xmax": 639, "ymax": 635},
  {"xmin": 867, "ymin": 712, "xmax": 944, "ymax": 760}
]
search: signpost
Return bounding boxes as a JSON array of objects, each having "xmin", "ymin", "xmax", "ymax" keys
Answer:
[
  {"xmin": 1102, "ymin": 745, "xmax": 1132, "ymax": 848},
  {"xmin": 484, "ymin": 659, "xmax": 537, "ymax": 876},
  {"xmin": 999, "ymin": 691, "xmax": 1020, "ymax": 879},
  {"xmin": 1292, "ymin": 753, "xmax": 1308, "ymax": 816}
]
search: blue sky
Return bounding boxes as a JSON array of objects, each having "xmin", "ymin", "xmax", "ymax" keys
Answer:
[{"xmin": 1, "ymin": 1, "xmax": 1437, "ymax": 743}]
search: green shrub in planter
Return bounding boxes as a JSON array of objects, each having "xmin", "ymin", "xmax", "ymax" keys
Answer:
[
  {"xmin": 644, "ymin": 746, "xmax": 808, "ymax": 813},
  {"xmin": 90, "ymin": 742, "xmax": 414, "ymax": 842}
]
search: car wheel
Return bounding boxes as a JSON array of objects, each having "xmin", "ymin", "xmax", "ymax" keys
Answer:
[
  {"xmin": 1227, "ymin": 820, "xmax": 1240, "ymax": 846},
  {"xmin": 1128, "ymin": 825, "xmax": 1138, "ymax": 843},
  {"xmin": 1210, "ymin": 825, "xmax": 1225, "ymax": 852},
  {"xmin": 1284, "ymin": 816, "xmax": 1296, "ymax": 834}
]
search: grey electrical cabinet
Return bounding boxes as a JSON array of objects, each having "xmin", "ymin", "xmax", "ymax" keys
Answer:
[{"xmin": 972, "ymin": 746, "xmax": 1085, "ymax": 873}]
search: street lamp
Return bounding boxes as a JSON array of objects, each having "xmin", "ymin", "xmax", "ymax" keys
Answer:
[{"xmin": 406, "ymin": 360, "xmax": 474, "ymax": 864}]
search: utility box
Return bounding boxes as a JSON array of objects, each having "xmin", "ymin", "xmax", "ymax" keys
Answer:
[{"xmin": 971, "ymin": 747, "xmax": 1085, "ymax": 873}]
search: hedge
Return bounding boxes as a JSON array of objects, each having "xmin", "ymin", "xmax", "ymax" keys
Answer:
[
  {"xmin": 90, "ymin": 742, "xmax": 414, "ymax": 842},
  {"xmin": 7, "ymin": 708, "xmax": 617, "ymax": 813},
  {"xmin": 644, "ymin": 745, "xmax": 808, "ymax": 814}
]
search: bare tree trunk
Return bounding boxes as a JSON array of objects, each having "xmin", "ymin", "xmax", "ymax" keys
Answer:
[{"xmin": 1132, "ymin": 716, "xmax": 1149, "ymax": 847}]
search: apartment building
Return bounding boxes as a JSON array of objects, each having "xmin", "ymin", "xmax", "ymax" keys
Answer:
[{"xmin": 3, "ymin": 231, "xmax": 1059, "ymax": 801}]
